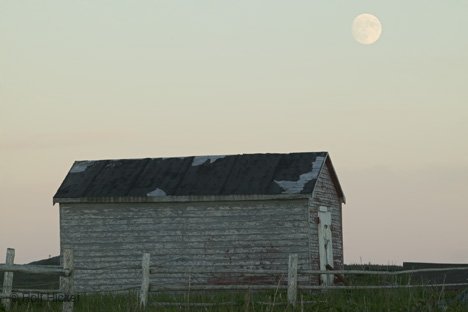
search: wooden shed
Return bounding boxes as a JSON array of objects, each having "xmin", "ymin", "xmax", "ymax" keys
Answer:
[{"xmin": 53, "ymin": 152, "xmax": 346, "ymax": 292}]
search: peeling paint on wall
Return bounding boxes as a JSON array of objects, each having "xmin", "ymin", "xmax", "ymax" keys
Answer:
[
  {"xmin": 192, "ymin": 155, "xmax": 226, "ymax": 166},
  {"xmin": 70, "ymin": 161, "xmax": 94, "ymax": 173},
  {"xmin": 274, "ymin": 156, "xmax": 325, "ymax": 194},
  {"xmin": 147, "ymin": 188, "xmax": 167, "ymax": 197}
]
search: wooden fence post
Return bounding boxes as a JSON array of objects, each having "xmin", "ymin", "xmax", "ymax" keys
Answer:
[
  {"xmin": 288, "ymin": 253, "xmax": 298, "ymax": 306},
  {"xmin": 140, "ymin": 253, "xmax": 150, "ymax": 308},
  {"xmin": 1, "ymin": 248, "xmax": 15, "ymax": 311},
  {"xmin": 61, "ymin": 249, "xmax": 74, "ymax": 312}
]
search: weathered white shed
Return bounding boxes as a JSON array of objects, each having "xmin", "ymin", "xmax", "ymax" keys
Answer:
[{"xmin": 54, "ymin": 152, "xmax": 345, "ymax": 292}]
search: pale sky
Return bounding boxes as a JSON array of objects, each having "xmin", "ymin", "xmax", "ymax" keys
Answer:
[{"xmin": 1, "ymin": 1, "xmax": 467, "ymax": 264}]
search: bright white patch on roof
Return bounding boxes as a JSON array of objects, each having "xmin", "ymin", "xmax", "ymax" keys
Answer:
[
  {"xmin": 274, "ymin": 156, "xmax": 325, "ymax": 194},
  {"xmin": 147, "ymin": 188, "xmax": 167, "ymax": 197},
  {"xmin": 310, "ymin": 156, "xmax": 325, "ymax": 177},
  {"xmin": 191, "ymin": 155, "xmax": 226, "ymax": 166},
  {"xmin": 70, "ymin": 161, "xmax": 94, "ymax": 173}
]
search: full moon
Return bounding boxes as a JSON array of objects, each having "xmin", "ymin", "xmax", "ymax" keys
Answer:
[{"xmin": 352, "ymin": 13, "xmax": 382, "ymax": 45}]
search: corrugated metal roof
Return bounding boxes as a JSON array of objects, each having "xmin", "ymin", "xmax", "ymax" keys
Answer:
[{"xmin": 54, "ymin": 152, "xmax": 343, "ymax": 200}]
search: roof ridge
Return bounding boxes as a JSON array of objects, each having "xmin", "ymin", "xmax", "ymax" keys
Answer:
[{"xmin": 72, "ymin": 151, "xmax": 329, "ymax": 163}]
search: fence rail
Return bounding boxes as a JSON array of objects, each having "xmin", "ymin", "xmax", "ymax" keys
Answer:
[
  {"xmin": 299, "ymin": 283, "xmax": 468, "ymax": 290},
  {"xmin": 0, "ymin": 264, "xmax": 68, "ymax": 275},
  {"xmin": 300, "ymin": 267, "xmax": 468, "ymax": 275},
  {"xmin": 1, "ymin": 248, "xmax": 74, "ymax": 312},
  {"xmin": 149, "ymin": 267, "xmax": 468, "ymax": 275},
  {"xmin": 150, "ymin": 268, "xmax": 288, "ymax": 274}
]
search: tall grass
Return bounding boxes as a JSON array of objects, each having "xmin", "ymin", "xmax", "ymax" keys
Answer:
[{"xmin": 2, "ymin": 287, "xmax": 467, "ymax": 312}]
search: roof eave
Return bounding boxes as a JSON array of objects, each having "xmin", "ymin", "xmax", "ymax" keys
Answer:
[{"xmin": 53, "ymin": 193, "xmax": 312, "ymax": 204}]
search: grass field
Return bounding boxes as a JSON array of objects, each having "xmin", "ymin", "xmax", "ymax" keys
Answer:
[
  {"xmin": 2, "ymin": 288, "xmax": 468, "ymax": 312},
  {"xmin": 2, "ymin": 262, "xmax": 468, "ymax": 311}
]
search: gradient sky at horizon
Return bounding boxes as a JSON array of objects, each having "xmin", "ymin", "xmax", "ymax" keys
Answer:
[{"xmin": 1, "ymin": 1, "xmax": 467, "ymax": 264}]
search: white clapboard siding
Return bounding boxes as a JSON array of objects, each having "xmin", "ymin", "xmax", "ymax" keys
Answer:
[{"xmin": 61, "ymin": 199, "xmax": 311, "ymax": 292}]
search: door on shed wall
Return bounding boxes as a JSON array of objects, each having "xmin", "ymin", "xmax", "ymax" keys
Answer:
[{"xmin": 318, "ymin": 206, "xmax": 334, "ymax": 285}]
